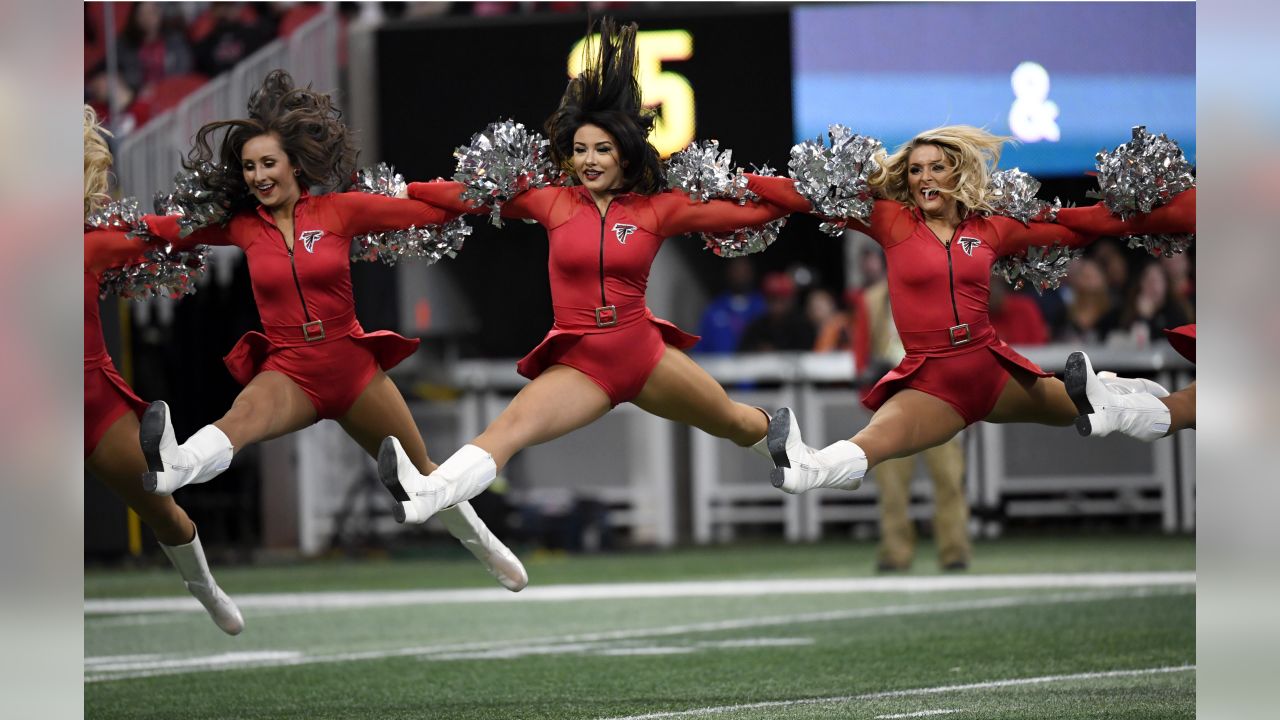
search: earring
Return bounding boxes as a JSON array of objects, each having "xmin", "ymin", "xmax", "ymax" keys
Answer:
[{"xmin": 293, "ymin": 169, "xmax": 300, "ymax": 175}]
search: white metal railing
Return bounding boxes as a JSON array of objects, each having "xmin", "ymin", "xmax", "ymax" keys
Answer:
[{"xmin": 117, "ymin": 7, "xmax": 339, "ymax": 211}]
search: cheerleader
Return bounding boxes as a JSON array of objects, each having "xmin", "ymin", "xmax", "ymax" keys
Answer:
[
  {"xmin": 377, "ymin": 19, "xmax": 793, "ymax": 525},
  {"xmin": 83, "ymin": 106, "xmax": 243, "ymax": 633},
  {"xmin": 137, "ymin": 71, "xmax": 527, "ymax": 591},
  {"xmin": 743, "ymin": 126, "xmax": 1195, "ymax": 493}
]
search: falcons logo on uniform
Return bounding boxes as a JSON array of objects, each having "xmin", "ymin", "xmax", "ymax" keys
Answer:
[
  {"xmin": 300, "ymin": 230, "xmax": 324, "ymax": 253},
  {"xmin": 612, "ymin": 223, "xmax": 637, "ymax": 245},
  {"xmin": 957, "ymin": 236, "xmax": 981, "ymax": 256}
]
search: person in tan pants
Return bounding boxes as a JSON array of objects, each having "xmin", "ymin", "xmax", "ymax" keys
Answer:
[{"xmin": 844, "ymin": 245, "xmax": 971, "ymax": 570}]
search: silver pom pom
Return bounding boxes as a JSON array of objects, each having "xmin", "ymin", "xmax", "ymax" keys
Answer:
[
  {"xmin": 86, "ymin": 197, "xmax": 143, "ymax": 231},
  {"xmin": 153, "ymin": 163, "xmax": 234, "ymax": 237},
  {"xmin": 665, "ymin": 139, "xmax": 749, "ymax": 202},
  {"xmin": 351, "ymin": 161, "xmax": 407, "ymax": 198},
  {"xmin": 986, "ymin": 169, "xmax": 1054, "ymax": 225},
  {"xmin": 453, "ymin": 119, "xmax": 556, "ymax": 228},
  {"xmin": 665, "ymin": 143, "xmax": 787, "ymax": 257},
  {"xmin": 1126, "ymin": 233, "xmax": 1194, "ymax": 259},
  {"xmin": 1090, "ymin": 126, "xmax": 1195, "ymax": 219},
  {"xmin": 350, "ymin": 217, "xmax": 472, "ymax": 267},
  {"xmin": 788, "ymin": 125, "xmax": 883, "ymax": 236},
  {"xmin": 98, "ymin": 244, "xmax": 209, "ymax": 301},
  {"xmin": 991, "ymin": 244, "xmax": 1083, "ymax": 295},
  {"xmin": 348, "ymin": 163, "xmax": 471, "ymax": 265}
]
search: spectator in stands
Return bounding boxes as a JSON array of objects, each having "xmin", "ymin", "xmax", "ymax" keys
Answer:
[
  {"xmin": 119, "ymin": 3, "xmax": 196, "ymax": 95},
  {"xmin": 193, "ymin": 3, "xmax": 273, "ymax": 78},
  {"xmin": 739, "ymin": 271, "xmax": 816, "ymax": 352},
  {"xmin": 844, "ymin": 248, "xmax": 971, "ymax": 571},
  {"xmin": 1108, "ymin": 258, "xmax": 1192, "ymax": 348},
  {"xmin": 988, "ymin": 280, "xmax": 1049, "ymax": 346},
  {"xmin": 85, "ymin": 63, "xmax": 150, "ymax": 137},
  {"xmin": 811, "ymin": 288, "xmax": 852, "ymax": 352},
  {"xmin": 1091, "ymin": 238, "xmax": 1130, "ymax": 308},
  {"xmin": 1162, "ymin": 251, "xmax": 1196, "ymax": 319},
  {"xmin": 1056, "ymin": 257, "xmax": 1115, "ymax": 344},
  {"xmin": 694, "ymin": 258, "xmax": 765, "ymax": 354}
]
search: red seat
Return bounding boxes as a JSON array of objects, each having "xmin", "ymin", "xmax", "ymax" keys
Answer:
[
  {"xmin": 278, "ymin": 3, "xmax": 323, "ymax": 37},
  {"xmin": 137, "ymin": 73, "xmax": 209, "ymax": 116}
]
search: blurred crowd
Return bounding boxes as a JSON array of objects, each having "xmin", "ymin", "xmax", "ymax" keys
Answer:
[{"xmin": 695, "ymin": 236, "xmax": 1196, "ymax": 362}]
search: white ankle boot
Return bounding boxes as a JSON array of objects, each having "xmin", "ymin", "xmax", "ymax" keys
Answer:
[
  {"xmin": 141, "ymin": 401, "xmax": 233, "ymax": 496},
  {"xmin": 160, "ymin": 531, "xmax": 244, "ymax": 635},
  {"xmin": 767, "ymin": 408, "xmax": 866, "ymax": 493},
  {"xmin": 437, "ymin": 502, "xmax": 528, "ymax": 592},
  {"xmin": 1066, "ymin": 352, "xmax": 1171, "ymax": 441},
  {"xmin": 1097, "ymin": 371, "xmax": 1171, "ymax": 398},
  {"xmin": 378, "ymin": 438, "xmax": 496, "ymax": 524}
]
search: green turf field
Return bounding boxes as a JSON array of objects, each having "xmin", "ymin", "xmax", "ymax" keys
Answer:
[{"xmin": 85, "ymin": 536, "xmax": 1195, "ymax": 719}]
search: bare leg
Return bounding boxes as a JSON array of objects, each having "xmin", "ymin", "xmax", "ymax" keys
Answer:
[
  {"xmin": 339, "ymin": 369, "xmax": 528, "ymax": 591},
  {"xmin": 214, "ymin": 370, "xmax": 318, "ymax": 450},
  {"xmin": 851, "ymin": 390, "xmax": 969, "ymax": 469},
  {"xmin": 473, "ymin": 364, "xmax": 614, "ymax": 470},
  {"xmin": 381, "ymin": 365, "xmax": 612, "ymax": 523},
  {"xmin": 143, "ymin": 370, "xmax": 317, "ymax": 495},
  {"xmin": 1161, "ymin": 382, "xmax": 1196, "ymax": 433},
  {"xmin": 87, "ymin": 413, "xmax": 193, "ymax": 545},
  {"xmin": 984, "ymin": 373, "xmax": 1078, "ymax": 426},
  {"xmin": 631, "ymin": 346, "xmax": 767, "ymax": 446}
]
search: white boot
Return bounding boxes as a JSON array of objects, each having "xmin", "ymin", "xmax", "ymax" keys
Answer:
[
  {"xmin": 1097, "ymin": 371, "xmax": 1171, "ymax": 398},
  {"xmin": 378, "ymin": 438, "xmax": 495, "ymax": 524},
  {"xmin": 437, "ymin": 502, "xmax": 528, "ymax": 592},
  {"xmin": 1066, "ymin": 351, "xmax": 1172, "ymax": 441},
  {"xmin": 160, "ymin": 530, "xmax": 244, "ymax": 635},
  {"xmin": 767, "ymin": 407, "xmax": 867, "ymax": 493},
  {"xmin": 141, "ymin": 401, "xmax": 233, "ymax": 496}
]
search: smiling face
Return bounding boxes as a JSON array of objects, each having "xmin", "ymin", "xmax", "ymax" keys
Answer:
[
  {"xmin": 906, "ymin": 143, "xmax": 957, "ymax": 217},
  {"xmin": 571, "ymin": 124, "xmax": 624, "ymax": 198},
  {"xmin": 241, "ymin": 133, "xmax": 301, "ymax": 210}
]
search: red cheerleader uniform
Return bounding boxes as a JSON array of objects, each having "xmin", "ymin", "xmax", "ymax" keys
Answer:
[
  {"xmin": 748, "ymin": 177, "xmax": 1196, "ymax": 424},
  {"xmin": 84, "ymin": 229, "xmax": 152, "ymax": 456},
  {"xmin": 146, "ymin": 191, "xmax": 460, "ymax": 419},
  {"xmin": 1164, "ymin": 323, "xmax": 1196, "ymax": 363},
  {"xmin": 409, "ymin": 182, "xmax": 791, "ymax": 405}
]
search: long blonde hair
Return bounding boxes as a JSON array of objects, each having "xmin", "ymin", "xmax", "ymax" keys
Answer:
[
  {"xmin": 84, "ymin": 105, "xmax": 113, "ymax": 218},
  {"xmin": 869, "ymin": 125, "xmax": 1009, "ymax": 216}
]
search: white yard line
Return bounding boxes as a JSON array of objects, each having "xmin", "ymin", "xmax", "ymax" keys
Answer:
[
  {"xmin": 875, "ymin": 710, "xmax": 963, "ymax": 719},
  {"xmin": 85, "ymin": 572, "xmax": 1195, "ymax": 616},
  {"xmin": 84, "ymin": 586, "xmax": 1191, "ymax": 683},
  {"xmin": 595, "ymin": 666, "xmax": 1195, "ymax": 720}
]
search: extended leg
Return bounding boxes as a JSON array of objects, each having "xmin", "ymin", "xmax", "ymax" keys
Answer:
[{"xmin": 338, "ymin": 369, "xmax": 527, "ymax": 591}]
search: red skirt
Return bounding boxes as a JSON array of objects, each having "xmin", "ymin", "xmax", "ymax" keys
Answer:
[
  {"xmin": 1164, "ymin": 324, "xmax": 1196, "ymax": 364},
  {"xmin": 516, "ymin": 310, "xmax": 699, "ymax": 406},
  {"xmin": 84, "ymin": 361, "xmax": 149, "ymax": 457},
  {"xmin": 863, "ymin": 340, "xmax": 1049, "ymax": 426},
  {"xmin": 223, "ymin": 327, "xmax": 420, "ymax": 419}
]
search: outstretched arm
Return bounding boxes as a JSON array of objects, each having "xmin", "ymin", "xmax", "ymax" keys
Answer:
[
  {"xmin": 326, "ymin": 191, "xmax": 460, "ymax": 237},
  {"xmin": 742, "ymin": 174, "xmax": 915, "ymax": 246},
  {"xmin": 84, "ymin": 229, "xmax": 149, "ymax": 275},
  {"xmin": 650, "ymin": 189, "xmax": 790, "ymax": 236},
  {"xmin": 143, "ymin": 214, "xmax": 235, "ymax": 251},
  {"xmin": 1053, "ymin": 187, "xmax": 1196, "ymax": 237},
  {"xmin": 988, "ymin": 215, "xmax": 1095, "ymax": 256},
  {"xmin": 409, "ymin": 182, "xmax": 564, "ymax": 225}
]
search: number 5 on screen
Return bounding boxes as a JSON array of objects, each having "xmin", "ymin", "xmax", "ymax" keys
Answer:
[{"xmin": 569, "ymin": 30, "xmax": 694, "ymax": 158}]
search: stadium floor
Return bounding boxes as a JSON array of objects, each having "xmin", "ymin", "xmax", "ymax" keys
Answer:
[{"xmin": 85, "ymin": 535, "xmax": 1194, "ymax": 719}]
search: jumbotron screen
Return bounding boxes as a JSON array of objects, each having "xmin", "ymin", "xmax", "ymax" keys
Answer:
[{"xmin": 791, "ymin": 2, "xmax": 1196, "ymax": 176}]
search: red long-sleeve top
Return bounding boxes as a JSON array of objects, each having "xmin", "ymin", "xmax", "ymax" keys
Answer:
[
  {"xmin": 408, "ymin": 182, "xmax": 792, "ymax": 332},
  {"xmin": 146, "ymin": 191, "xmax": 458, "ymax": 332},
  {"xmin": 84, "ymin": 228, "xmax": 150, "ymax": 370},
  {"xmin": 747, "ymin": 176, "xmax": 1195, "ymax": 352}
]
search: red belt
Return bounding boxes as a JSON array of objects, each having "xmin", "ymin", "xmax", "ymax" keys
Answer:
[
  {"xmin": 552, "ymin": 299, "xmax": 649, "ymax": 331},
  {"xmin": 260, "ymin": 309, "xmax": 360, "ymax": 346},
  {"xmin": 898, "ymin": 319, "xmax": 995, "ymax": 354}
]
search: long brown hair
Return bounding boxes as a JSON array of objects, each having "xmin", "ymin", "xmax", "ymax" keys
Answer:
[
  {"xmin": 185, "ymin": 70, "xmax": 358, "ymax": 213},
  {"xmin": 545, "ymin": 17, "xmax": 664, "ymax": 196}
]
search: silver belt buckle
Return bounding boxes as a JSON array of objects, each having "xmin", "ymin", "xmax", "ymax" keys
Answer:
[
  {"xmin": 302, "ymin": 319, "xmax": 326, "ymax": 342},
  {"xmin": 948, "ymin": 323, "xmax": 970, "ymax": 346},
  {"xmin": 594, "ymin": 305, "xmax": 618, "ymax": 328}
]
